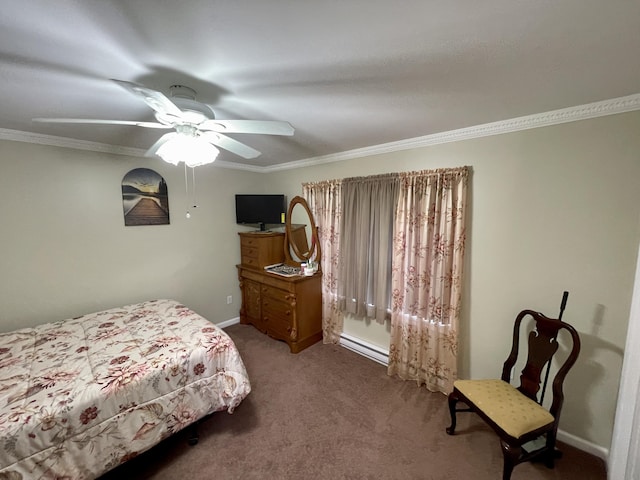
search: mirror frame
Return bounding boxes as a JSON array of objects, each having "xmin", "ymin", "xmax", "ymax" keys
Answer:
[{"xmin": 284, "ymin": 196, "xmax": 321, "ymax": 267}]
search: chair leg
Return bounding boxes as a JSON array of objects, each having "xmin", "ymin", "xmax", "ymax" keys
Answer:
[
  {"xmin": 544, "ymin": 432, "xmax": 559, "ymax": 468},
  {"xmin": 500, "ymin": 440, "xmax": 521, "ymax": 480},
  {"xmin": 446, "ymin": 391, "xmax": 459, "ymax": 435}
]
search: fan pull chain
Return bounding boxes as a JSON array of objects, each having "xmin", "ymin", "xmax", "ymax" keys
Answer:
[
  {"xmin": 192, "ymin": 166, "xmax": 198, "ymax": 209},
  {"xmin": 184, "ymin": 164, "xmax": 198, "ymax": 219},
  {"xmin": 184, "ymin": 163, "xmax": 190, "ymax": 218}
]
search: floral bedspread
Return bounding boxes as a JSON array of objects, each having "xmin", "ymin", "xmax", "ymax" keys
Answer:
[{"xmin": 0, "ymin": 299, "xmax": 251, "ymax": 479}]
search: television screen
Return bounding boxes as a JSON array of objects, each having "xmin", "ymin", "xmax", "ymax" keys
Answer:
[{"xmin": 235, "ymin": 194, "xmax": 286, "ymax": 228}]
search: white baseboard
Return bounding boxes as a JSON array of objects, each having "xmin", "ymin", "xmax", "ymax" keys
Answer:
[
  {"xmin": 338, "ymin": 332, "xmax": 609, "ymax": 463},
  {"xmin": 217, "ymin": 316, "xmax": 240, "ymax": 329},
  {"xmin": 339, "ymin": 332, "xmax": 389, "ymax": 366},
  {"xmin": 557, "ymin": 429, "xmax": 609, "ymax": 463}
]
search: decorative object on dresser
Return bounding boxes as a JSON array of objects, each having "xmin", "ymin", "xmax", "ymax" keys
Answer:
[
  {"xmin": 283, "ymin": 195, "xmax": 321, "ymax": 267},
  {"xmin": 237, "ymin": 196, "xmax": 323, "ymax": 353}
]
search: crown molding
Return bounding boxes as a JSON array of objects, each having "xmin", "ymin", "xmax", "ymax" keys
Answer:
[
  {"xmin": 211, "ymin": 159, "xmax": 265, "ymax": 173},
  {"xmin": 0, "ymin": 128, "xmax": 146, "ymax": 158},
  {"xmin": 264, "ymin": 92, "xmax": 640, "ymax": 172},
  {"xmin": 2, "ymin": 93, "xmax": 639, "ymax": 173}
]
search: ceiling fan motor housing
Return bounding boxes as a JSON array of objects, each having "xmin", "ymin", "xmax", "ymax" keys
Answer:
[
  {"xmin": 169, "ymin": 85, "xmax": 197, "ymax": 100},
  {"xmin": 166, "ymin": 85, "xmax": 215, "ymax": 124}
]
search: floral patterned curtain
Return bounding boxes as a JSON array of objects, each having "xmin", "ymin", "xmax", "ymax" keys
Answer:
[
  {"xmin": 387, "ymin": 167, "xmax": 469, "ymax": 394},
  {"xmin": 303, "ymin": 180, "xmax": 344, "ymax": 344}
]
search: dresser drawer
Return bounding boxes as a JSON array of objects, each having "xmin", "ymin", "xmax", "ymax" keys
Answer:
[
  {"xmin": 241, "ymin": 255, "xmax": 259, "ymax": 268},
  {"xmin": 240, "ymin": 245, "xmax": 259, "ymax": 267},
  {"xmin": 262, "ymin": 285, "xmax": 294, "ymax": 339},
  {"xmin": 262, "ymin": 295, "xmax": 293, "ymax": 319},
  {"xmin": 261, "ymin": 284, "xmax": 291, "ymax": 302},
  {"xmin": 241, "ymin": 245, "xmax": 259, "ymax": 258},
  {"xmin": 240, "ymin": 236, "xmax": 261, "ymax": 248},
  {"xmin": 266, "ymin": 314, "xmax": 293, "ymax": 339},
  {"xmin": 260, "ymin": 285, "xmax": 295, "ymax": 321}
]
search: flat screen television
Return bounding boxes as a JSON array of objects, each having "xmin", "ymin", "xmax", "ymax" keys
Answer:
[{"xmin": 235, "ymin": 194, "xmax": 286, "ymax": 231}]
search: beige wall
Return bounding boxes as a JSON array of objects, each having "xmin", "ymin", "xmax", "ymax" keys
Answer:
[
  {"xmin": 0, "ymin": 141, "xmax": 264, "ymax": 330},
  {"xmin": 267, "ymin": 111, "xmax": 640, "ymax": 451},
  {"xmin": 1, "ymin": 110, "xmax": 638, "ymax": 453}
]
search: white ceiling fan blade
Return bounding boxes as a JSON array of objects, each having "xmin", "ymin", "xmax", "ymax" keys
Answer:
[
  {"xmin": 111, "ymin": 79, "xmax": 184, "ymax": 118},
  {"xmin": 33, "ymin": 118, "xmax": 170, "ymax": 129},
  {"xmin": 200, "ymin": 132, "xmax": 261, "ymax": 159},
  {"xmin": 199, "ymin": 119, "xmax": 294, "ymax": 136},
  {"xmin": 145, "ymin": 132, "xmax": 177, "ymax": 157}
]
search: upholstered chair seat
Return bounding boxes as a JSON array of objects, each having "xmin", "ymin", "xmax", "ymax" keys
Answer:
[{"xmin": 453, "ymin": 379, "xmax": 554, "ymax": 440}]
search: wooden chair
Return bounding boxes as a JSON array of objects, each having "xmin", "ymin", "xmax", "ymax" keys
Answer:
[{"xmin": 445, "ymin": 307, "xmax": 581, "ymax": 480}]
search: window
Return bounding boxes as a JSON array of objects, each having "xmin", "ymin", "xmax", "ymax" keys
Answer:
[{"xmin": 339, "ymin": 174, "xmax": 398, "ymax": 323}]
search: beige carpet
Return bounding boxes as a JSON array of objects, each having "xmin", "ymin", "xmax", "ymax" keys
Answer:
[{"xmin": 101, "ymin": 323, "xmax": 607, "ymax": 479}]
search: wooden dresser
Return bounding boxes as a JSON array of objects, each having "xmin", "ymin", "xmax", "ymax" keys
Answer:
[{"xmin": 237, "ymin": 232, "xmax": 322, "ymax": 353}]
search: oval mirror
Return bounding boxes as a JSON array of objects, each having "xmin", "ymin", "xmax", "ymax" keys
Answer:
[{"xmin": 284, "ymin": 196, "xmax": 321, "ymax": 268}]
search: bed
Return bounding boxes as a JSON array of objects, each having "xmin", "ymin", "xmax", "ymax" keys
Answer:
[{"xmin": 0, "ymin": 299, "xmax": 251, "ymax": 479}]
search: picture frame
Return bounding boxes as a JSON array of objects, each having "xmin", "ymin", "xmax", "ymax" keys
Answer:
[{"xmin": 121, "ymin": 168, "xmax": 170, "ymax": 226}]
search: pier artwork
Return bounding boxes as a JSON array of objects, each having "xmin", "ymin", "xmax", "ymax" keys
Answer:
[
  {"xmin": 124, "ymin": 197, "xmax": 169, "ymax": 225},
  {"xmin": 122, "ymin": 168, "xmax": 170, "ymax": 226}
]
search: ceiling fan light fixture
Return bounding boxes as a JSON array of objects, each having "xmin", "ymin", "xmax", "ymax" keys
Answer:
[
  {"xmin": 156, "ymin": 133, "xmax": 219, "ymax": 168},
  {"xmin": 36, "ymin": 80, "xmax": 293, "ymax": 163}
]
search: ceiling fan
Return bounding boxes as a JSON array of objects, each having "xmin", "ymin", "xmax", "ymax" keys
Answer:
[{"xmin": 33, "ymin": 79, "xmax": 294, "ymax": 164}]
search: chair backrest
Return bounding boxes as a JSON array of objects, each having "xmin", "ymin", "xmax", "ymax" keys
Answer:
[{"xmin": 500, "ymin": 309, "xmax": 581, "ymax": 419}]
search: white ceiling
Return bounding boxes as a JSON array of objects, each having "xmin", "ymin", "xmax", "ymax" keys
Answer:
[{"xmin": 1, "ymin": 1, "xmax": 639, "ymax": 169}]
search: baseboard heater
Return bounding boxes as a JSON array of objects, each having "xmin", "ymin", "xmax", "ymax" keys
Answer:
[{"xmin": 339, "ymin": 333, "xmax": 389, "ymax": 366}]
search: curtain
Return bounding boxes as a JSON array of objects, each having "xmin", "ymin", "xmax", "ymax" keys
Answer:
[
  {"xmin": 339, "ymin": 174, "xmax": 399, "ymax": 323},
  {"xmin": 303, "ymin": 180, "xmax": 344, "ymax": 344},
  {"xmin": 387, "ymin": 167, "xmax": 469, "ymax": 394}
]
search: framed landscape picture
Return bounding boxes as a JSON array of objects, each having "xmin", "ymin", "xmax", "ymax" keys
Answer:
[{"xmin": 121, "ymin": 168, "xmax": 170, "ymax": 226}]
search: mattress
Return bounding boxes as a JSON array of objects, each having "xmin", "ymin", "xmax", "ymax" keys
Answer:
[{"xmin": 0, "ymin": 299, "xmax": 251, "ymax": 479}]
